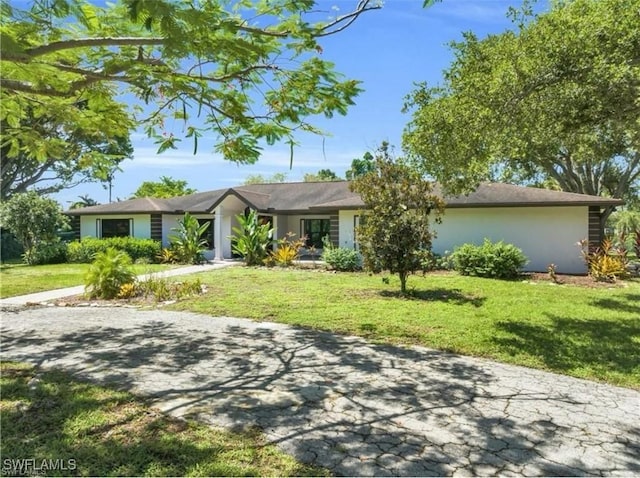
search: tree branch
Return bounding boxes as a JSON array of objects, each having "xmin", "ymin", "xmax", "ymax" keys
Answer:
[{"xmin": 24, "ymin": 37, "xmax": 166, "ymax": 57}]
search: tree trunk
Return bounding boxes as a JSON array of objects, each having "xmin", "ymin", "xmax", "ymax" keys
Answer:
[{"xmin": 399, "ymin": 272, "xmax": 408, "ymax": 294}]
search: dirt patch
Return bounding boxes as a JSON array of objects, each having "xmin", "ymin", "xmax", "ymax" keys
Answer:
[{"xmin": 523, "ymin": 272, "xmax": 633, "ymax": 288}]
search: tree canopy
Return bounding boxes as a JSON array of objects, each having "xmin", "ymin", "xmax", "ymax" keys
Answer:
[
  {"xmin": 303, "ymin": 168, "xmax": 341, "ymax": 182},
  {"xmin": 351, "ymin": 143, "xmax": 444, "ymax": 293},
  {"xmin": 131, "ymin": 176, "xmax": 196, "ymax": 198},
  {"xmin": 0, "ymin": 192, "xmax": 68, "ymax": 264},
  {"xmin": 403, "ymin": 0, "xmax": 640, "ymax": 218},
  {"xmin": 2, "ymin": 0, "xmax": 380, "ymax": 177},
  {"xmin": 243, "ymin": 172, "xmax": 288, "ymax": 185},
  {"xmin": 345, "ymin": 151, "xmax": 374, "ymax": 180}
]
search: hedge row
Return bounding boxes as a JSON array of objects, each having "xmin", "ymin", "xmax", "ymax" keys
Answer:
[{"xmin": 67, "ymin": 237, "xmax": 162, "ymax": 263}]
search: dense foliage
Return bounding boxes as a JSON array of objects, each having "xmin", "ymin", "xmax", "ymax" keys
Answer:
[
  {"xmin": 451, "ymin": 240, "xmax": 528, "ymax": 279},
  {"xmin": 345, "ymin": 152, "xmax": 375, "ymax": 181},
  {"xmin": 231, "ymin": 210, "xmax": 273, "ymax": 266},
  {"xmin": 131, "ymin": 176, "xmax": 196, "ymax": 199},
  {"xmin": 67, "ymin": 237, "xmax": 161, "ymax": 263},
  {"xmin": 0, "ymin": 192, "xmax": 68, "ymax": 265},
  {"xmin": 350, "ymin": 143, "xmax": 444, "ymax": 293},
  {"xmin": 1, "ymin": 0, "xmax": 379, "ymax": 181},
  {"xmin": 303, "ymin": 169, "xmax": 341, "ymax": 182},
  {"xmin": 403, "ymin": 0, "xmax": 640, "ymax": 221},
  {"xmin": 168, "ymin": 213, "xmax": 209, "ymax": 264},
  {"xmin": 84, "ymin": 248, "xmax": 136, "ymax": 299},
  {"xmin": 29, "ymin": 241, "xmax": 69, "ymax": 266},
  {"xmin": 579, "ymin": 239, "xmax": 629, "ymax": 282},
  {"xmin": 321, "ymin": 239, "xmax": 362, "ymax": 272}
]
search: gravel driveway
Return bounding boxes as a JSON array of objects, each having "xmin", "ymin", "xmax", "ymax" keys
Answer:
[{"xmin": 1, "ymin": 306, "xmax": 639, "ymax": 476}]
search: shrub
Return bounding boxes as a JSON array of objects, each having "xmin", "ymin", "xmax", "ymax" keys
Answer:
[
  {"xmin": 29, "ymin": 241, "xmax": 68, "ymax": 265},
  {"xmin": 231, "ymin": 210, "xmax": 273, "ymax": 266},
  {"xmin": 157, "ymin": 248, "xmax": 179, "ymax": 264},
  {"xmin": 266, "ymin": 232, "xmax": 304, "ymax": 267},
  {"xmin": 138, "ymin": 275, "xmax": 203, "ymax": 302},
  {"xmin": 85, "ymin": 248, "xmax": 136, "ymax": 299},
  {"xmin": 579, "ymin": 238, "xmax": 629, "ymax": 282},
  {"xmin": 169, "ymin": 212, "xmax": 209, "ymax": 264},
  {"xmin": 321, "ymin": 238, "xmax": 362, "ymax": 272},
  {"xmin": 0, "ymin": 191, "xmax": 68, "ymax": 264},
  {"xmin": 117, "ymin": 282, "xmax": 138, "ymax": 299},
  {"xmin": 0, "ymin": 229, "xmax": 24, "ymax": 262},
  {"xmin": 452, "ymin": 239, "xmax": 528, "ymax": 279},
  {"xmin": 68, "ymin": 237, "xmax": 161, "ymax": 263}
]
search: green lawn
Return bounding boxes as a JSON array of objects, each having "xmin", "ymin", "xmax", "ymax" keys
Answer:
[
  {"xmin": 0, "ymin": 362, "xmax": 324, "ymax": 477},
  {"xmin": 171, "ymin": 268, "xmax": 640, "ymax": 389},
  {"xmin": 0, "ymin": 263, "xmax": 176, "ymax": 298}
]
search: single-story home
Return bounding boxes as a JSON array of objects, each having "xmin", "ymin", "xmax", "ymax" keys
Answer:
[{"xmin": 66, "ymin": 181, "xmax": 622, "ymax": 274}]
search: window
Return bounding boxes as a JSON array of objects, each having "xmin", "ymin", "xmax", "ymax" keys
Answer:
[
  {"xmin": 98, "ymin": 218, "xmax": 132, "ymax": 238},
  {"xmin": 301, "ymin": 218, "xmax": 330, "ymax": 248},
  {"xmin": 197, "ymin": 218, "xmax": 214, "ymax": 249}
]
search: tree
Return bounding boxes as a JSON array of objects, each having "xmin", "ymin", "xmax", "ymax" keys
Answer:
[
  {"xmin": 403, "ymin": 0, "xmax": 640, "ymax": 223},
  {"xmin": 0, "ymin": 112, "xmax": 133, "ymax": 200},
  {"xmin": 345, "ymin": 152, "xmax": 375, "ymax": 180},
  {"xmin": 69, "ymin": 195, "xmax": 99, "ymax": 209},
  {"xmin": 350, "ymin": 143, "xmax": 444, "ymax": 293},
  {"xmin": 303, "ymin": 169, "xmax": 341, "ymax": 182},
  {"xmin": 0, "ymin": 192, "xmax": 68, "ymax": 264},
  {"xmin": 244, "ymin": 173, "xmax": 288, "ymax": 185},
  {"xmin": 2, "ymin": 0, "xmax": 380, "ymax": 176},
  {"xmin": 132, "ymin": 176, "xmax": 196, "ymax": 198}
]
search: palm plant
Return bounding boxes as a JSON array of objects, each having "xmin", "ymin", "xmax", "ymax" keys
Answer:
[
  {"xmin": 85, "ymin": 247, "xmax": 136, "ymax": 299},
  {"xmin": 231, "ymin": 210, "xmax": 273, "ymax": 266},
  {"xmin": 169, "ymin": 212, "xmax": 209, "ymax": 264}
]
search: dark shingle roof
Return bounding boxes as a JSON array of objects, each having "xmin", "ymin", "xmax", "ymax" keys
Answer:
[{"xmin": 66, "ymin": 181, "xmax": 623, "ymax": 215}]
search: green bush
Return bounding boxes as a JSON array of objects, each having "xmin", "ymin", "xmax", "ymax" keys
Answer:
[
  {"xmin": 0, "ymin": 229, "xmax": 24, "ymax": 262},
  {"xmin": 452, "ymin": 239, "xmax": 528, "ymax": 279},
  {"xmin": 85, "ymin": 248, "xmax": 136, "ymax": 299},
  {"xmin": 169, "ymin": 212, "xmax": 209, "ymax": 264},
  {"xmin": 231, "ymin": 210, "xmax": 273, "ymax": 266},
  {"xmin": 68, "ymin": 237, "xmax": 161, "ymax": 263},
  {"xmin": 29, "ymin": 241, "xmax": 68, "ymax": 265},
  {"xmin": 321, "ymin": 239, "xmax": 362, "ymax": 272},
  {"xmin": 138, "ymin": 275, "xmax": 203, "ymax": 302}
]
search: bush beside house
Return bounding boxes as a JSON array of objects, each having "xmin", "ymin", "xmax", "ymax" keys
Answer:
[
  {"xmin": 68, "ymin": 237, "xmax": 162, "ymax": 263},
  {"xmin": 452, "ymin": 240, "xmax": 528, "ymax": 279}
]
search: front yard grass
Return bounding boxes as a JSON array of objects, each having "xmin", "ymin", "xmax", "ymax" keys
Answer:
[
  {"xmin": 0, "ymin": 263, "xmax": 176, "ymax": 298},
  {"xmin": 170, "ymin": 268, "xmax": 640, "ymax": 389},
  {"xmin": 0, "ymin": 361, "xmax": 325, "ymax": 477}
]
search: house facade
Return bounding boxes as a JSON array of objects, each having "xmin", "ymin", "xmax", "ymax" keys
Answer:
[{"xmin": 66, "ymin": 181, "xmax": 622, "ymax": 274}]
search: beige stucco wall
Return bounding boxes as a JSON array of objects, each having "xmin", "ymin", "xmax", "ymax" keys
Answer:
[
  {"xmin": 80, "ymin": 214, "xmax": 151, "ymax": 240},
  {"xmin": 336, "ymin": 206, "xmax": 588, "ymax": 274},
  {"xmin": 338, "ymin": 210, "xmax": 359, "ymax": 249},
  {"xmin": 432, "ymin": 206, "xmax": 588, "ymax": 274}
]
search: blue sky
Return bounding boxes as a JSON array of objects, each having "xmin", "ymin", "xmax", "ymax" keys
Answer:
[{"xmin": 56, "ymin": 0, "xmax": 549, "ymax": 207}]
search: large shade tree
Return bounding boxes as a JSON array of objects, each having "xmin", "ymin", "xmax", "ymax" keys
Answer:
[
  {"xmin": 403, "ymin": 0, "xmax": 640, "ymax": 223},
  {"xmin": 1, "ymin": 0, "xmax": 382, "ymax": 182}
]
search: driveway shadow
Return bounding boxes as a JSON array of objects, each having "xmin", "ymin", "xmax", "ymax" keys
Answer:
[{"xmin": 2, "ymin": 308, "xmax": 639, "ymax": 476}]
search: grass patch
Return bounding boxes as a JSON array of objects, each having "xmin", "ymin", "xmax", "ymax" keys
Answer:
[
  {"xmin": 0, "ymin": 361, "xmax": 325, "ymax": 477},
  {"xmin": 170, "ymin": 268, "xmax": 640, "ymax": 389},
  {"xmin": 0, "ymin": 263, "xmax": 177, "ymax": 298}
]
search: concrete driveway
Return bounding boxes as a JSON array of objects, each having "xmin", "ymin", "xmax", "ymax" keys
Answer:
[{"xmin": 1, "ymin": 306, "xmax": 638, "ymax": 476}]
